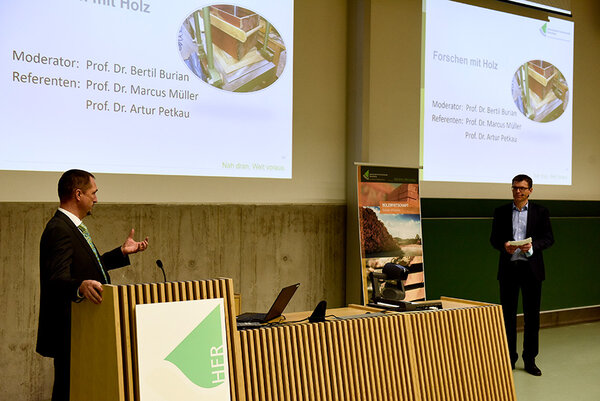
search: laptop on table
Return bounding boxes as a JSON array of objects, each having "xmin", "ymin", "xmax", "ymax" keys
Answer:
[{"xmin": 236, "ymin": 283, "xmax": 300, "ymax": 326}]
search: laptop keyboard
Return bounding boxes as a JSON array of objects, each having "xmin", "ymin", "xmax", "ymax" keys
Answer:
[{"xmin": 236, "ymin": 312, "xmax": 267, "ymax": 323}]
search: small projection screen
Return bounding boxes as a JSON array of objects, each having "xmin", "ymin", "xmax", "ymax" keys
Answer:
[
  {"xmin": 0, "ymin": 0, "xmax": 294, "ymax": 179},
  {"xmin": 421, "ymin": 0, "xmax": 574, "ymax": 185}
]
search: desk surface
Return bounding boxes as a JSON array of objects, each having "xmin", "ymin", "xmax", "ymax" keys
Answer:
[
  {"xmin": 281, "ymin": 303, "xmax": 381, "ymax": 323},
  {"xmin": 274, "ymin": 297, "xmax": 492, "ymax": 326}
]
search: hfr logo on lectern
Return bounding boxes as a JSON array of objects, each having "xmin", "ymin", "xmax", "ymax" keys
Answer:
[{"xmin": 165, "ymin": 304, "xmax": 227, "ymax": 388}]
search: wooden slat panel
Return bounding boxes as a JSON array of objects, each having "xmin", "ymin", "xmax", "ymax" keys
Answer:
[
  {"xmin": 449, "ymin": 311, "xmax": 463, "ymax": 400},
  {"xmin": 462, "ymin": 308, "xmax": 483, "ymax": 401},
  {"xmin": 316, "ymin": 323, "xmax": 332, "ymax": 401},
  {"xmin": 401, "ymin": 315, "xmax": 421, "ymax": 401},
  {"xmin": 325, "ymin": 321, "xmax": 341, "ymax": 401},
  {"xmin": 473, "ymin": 308, "xmax": 493, "ymax": 399},
  {"xmin": 186, "ymin": 281, "xmax": 195, "ymax": 300},
  {"xmin": 438, "ymin": 311, "xmax": 455, "ymax": 400},
  {"xmin": 236, "ymin": 304, "xmax": 515, "ymax": 401},
  {"xmin": 350, "ymin": 320, "xmax": 362, "ymax": 399},
  {"xmin": 207, "ymin": 280, "xmax": 215, "ymax": 299},
  {"xmin": 423, "ymin": 313, "xmax": 441, "ymax": 400},
  {"xmin": 273, "ymin": 328, "xmax": 289, "ymax": 400},
  {"xmin": 492, "ymin": 305, "xmax": 516, "ymax": 399},
  {"xmin": 283, "ymin": 325, "xmax": 298, "ymax": 401},
  {"xmin": 178, "ymin": 281, "xmax": 187, "ymax": 301},
  {"xmin": 474, "ymin": 307, "xmax": 499, "ymax": 399},
  {"xmin": 291, "ymin": 325, "xmax": 305, "ymax": 399},
  {"xmin": 489, "ymin": 306, "xmax": 513, "ymax": 400},
  {"xmin": 399, "ymin": 315, "xmax": 419, "ymax": 401},
  {"xmin": 409, "ymin": 314, "xmax": 426, "ymax": 399},
  {"xmin": 256, "ymin": 327, "xmax": 267, "ymax": 400},
  {"xmin": 451, "ymin": 309, "xmax": 471, "ymax": 401},
  {"xmin": 293, "ymin": 325, "xmax": 306, "ymax": 400},
  {"xmin": 384, "ymin": 316, "xmax": 402, "ymax": 400},
  {"xmin": 304, "ymin": 324, "xmax": 321, "ymax": 401},
  {"xmin": 241, "ymin": 329, "xmax": 258, "ymax": 401},
  {"xmin": 128, "ymin": 285, "xmax": 140, "ymax": 401},
  {"xmin": 117, "ymin": 286, "xmax": 134, "ymax": 401},
  {"xmin": 366, "ymin": 318, "xmax": 381, "ymax": 401},
  {"xmin": 378, "ymin": 316, "xmax": 396, "ymax": 400},
  {"xmin": 327, "ymin": 322, "xmax": 340, "ymax": 399},
  {"xmin": 263, "ymin": 328, "xmax": 276, "ymax": 401},
  {"xmin": 339, "ymin": 320, "xmax": 358, "ymax": 400},
  {"xmin": 386, "ymin": 315, "xmax": 402, "ymax": 401},
  {"xmin": 339, "ymin": 320, "xmax": 355, "ymax": 399},
  {"xmin": 376, "ymin": 317, "xmax": 392, "ymax": 401}
]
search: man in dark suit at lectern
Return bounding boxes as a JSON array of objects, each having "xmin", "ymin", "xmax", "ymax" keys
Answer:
[
  {"xmin": 37, "ymin": 169, "xmax": 149, "ymax": 401},
  {"xmin": 490, "ymin": 174, "xmax": 554, "ymax": 376}
]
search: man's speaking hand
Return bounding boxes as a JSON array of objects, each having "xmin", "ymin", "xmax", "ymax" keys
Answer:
[{"xmin": 121, "ymin": 228, "xmax": 149, "ymax": 255}]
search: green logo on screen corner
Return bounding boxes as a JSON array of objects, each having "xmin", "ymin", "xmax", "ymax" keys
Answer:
[
  {"xmin": 165, "ymin": 304, "xmax": 226, "ymax": 388},
  {"xmin": 363, "ymin": 170, "xmax": 370, "ymax": 180},
  {"xmin": 540, "ymin": 22, "xmax": 547, "ymax": 36}
]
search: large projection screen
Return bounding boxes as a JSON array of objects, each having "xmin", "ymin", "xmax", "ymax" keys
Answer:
[
  {"xmin": 1, "ymin": 0, "xmax": 293, "ymax": 179},
  {"xmin": 421, "ymin": 0, "xmax": 574, "ymax": 185}
]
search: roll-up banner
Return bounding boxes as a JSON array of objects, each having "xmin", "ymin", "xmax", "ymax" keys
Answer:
[{"xmin": 357, "ymin": 165, "xmax": 425, "ymax": 304}]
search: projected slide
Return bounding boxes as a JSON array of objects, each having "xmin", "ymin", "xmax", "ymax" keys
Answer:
[
  {"xmin": 421, "ymin": 0, "xmax": 573, "ymax": 185},
  {"xmin": 0, "ymin": 0, "xmax": 293, "ymax": 178}
]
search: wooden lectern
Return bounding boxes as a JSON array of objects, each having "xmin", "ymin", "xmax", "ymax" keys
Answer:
[{"xmin": 70, "ymin": 278, "xmax": 245, "ymax": 401}]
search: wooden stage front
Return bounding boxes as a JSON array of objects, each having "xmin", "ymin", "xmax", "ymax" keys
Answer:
[{"xmin": 71, "ymin": 279, "xmax": 515, "ymax": 401}]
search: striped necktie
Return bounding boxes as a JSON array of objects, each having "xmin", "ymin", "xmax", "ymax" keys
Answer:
[{"xmin": 78, "ymin": 223, "xmax": 109, "ymax": 283}]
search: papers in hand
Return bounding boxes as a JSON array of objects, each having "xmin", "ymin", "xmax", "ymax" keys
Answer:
[{"xmin": 508, "ymin": 237, "xmax": 532, "ymax": 246}]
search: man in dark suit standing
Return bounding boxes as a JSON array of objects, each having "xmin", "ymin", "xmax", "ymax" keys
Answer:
[
  {"xmin": 37, "ymin": 169, "xmax": 149, "ymax": 401},
  {"xmin": 490, "ymin": 174, "xmax": 554, "ymax": 376}
]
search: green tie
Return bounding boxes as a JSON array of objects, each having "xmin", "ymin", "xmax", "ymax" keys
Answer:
[{"xmin": 78, "ymin": 223, "xmax": 109, "ymax": 283}]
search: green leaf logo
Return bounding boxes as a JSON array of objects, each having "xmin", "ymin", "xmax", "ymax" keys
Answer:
[
  {"xmin": 540, "ymin": 22, "xmax": 547, "ymax": 36},
  {"xmin": 363, "ymin": 170, "xmax": 370, "ymax": 180},
  {"xmin": 164, "ymin": 304, "xmax": 227, "ymax": 388}
]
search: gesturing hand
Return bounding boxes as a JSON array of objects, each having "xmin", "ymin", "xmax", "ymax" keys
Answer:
[
  {"xmin": 79, "ymin": 280, "xmax": 103, "ymax": 304},
  {"xmin": 121, "ymin": 228, "xmax": 149, "ymax": 255}
]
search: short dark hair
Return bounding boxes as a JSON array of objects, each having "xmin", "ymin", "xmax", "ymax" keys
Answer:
[
  {"xmin": 58, "ymin": 169, "xmax": 95, "ymax": 202},
  {"xmin": 512, "ymin": 174, "xmax": 532, "ymax": 189}
]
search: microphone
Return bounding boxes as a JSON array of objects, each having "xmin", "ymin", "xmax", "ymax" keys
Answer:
[
  {"xmin": 155, "ymin": 259, "xmax": 167, "ymax": 282},
  {"xmin": 309, "ymin": 300, "xmax": 327, "ymax": 323}
]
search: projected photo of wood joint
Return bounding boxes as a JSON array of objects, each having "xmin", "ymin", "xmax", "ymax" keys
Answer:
[
  {"xmin": 178, "ymin": 4, "xmax": 287, "ymax": 92},
  {"xmin": 512, "ymin": 60, "xmax": 569, "ymax": 122}
]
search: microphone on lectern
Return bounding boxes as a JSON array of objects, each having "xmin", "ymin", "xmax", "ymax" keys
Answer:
[{"xmin": 155, "ymin": 259, "xmax": 167, "ymax": 282}]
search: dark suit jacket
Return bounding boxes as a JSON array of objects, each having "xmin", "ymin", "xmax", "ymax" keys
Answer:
[
  {"xmin": 36, "ymin": 210, "xmax": 130, "ymax": 358},
  {"xmin": 490, "ymin": 201, "xmax": 554, "ymax": 282}
]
